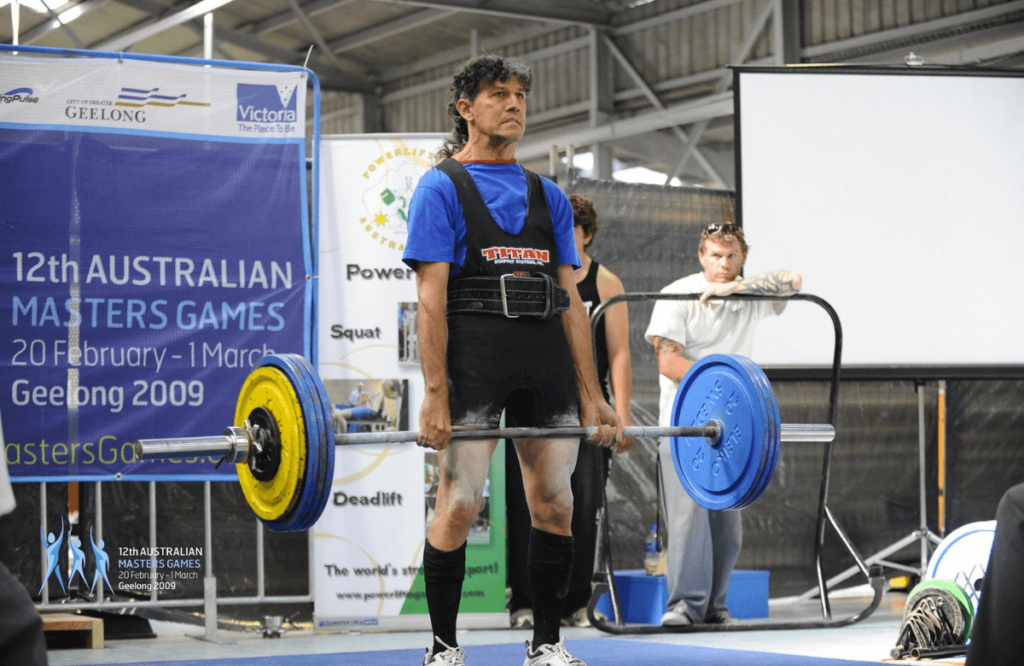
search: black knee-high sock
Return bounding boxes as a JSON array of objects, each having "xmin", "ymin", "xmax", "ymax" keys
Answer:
[
  {"xmin": 423, "ymin": 539, "xmax": 467, "ymax": 655},
  {"xmin": 528, "ymin": 527, "xmax": 575, "ymax": 649}
]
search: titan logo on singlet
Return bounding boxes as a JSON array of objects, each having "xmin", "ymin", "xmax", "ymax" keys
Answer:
[{"xmin": 480, "ymin": 246, "xmax": 550, "ymax": 266}]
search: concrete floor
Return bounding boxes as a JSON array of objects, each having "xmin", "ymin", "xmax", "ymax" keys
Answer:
[{"xmin": 46, "ymin": 589, "xmax": 960, "ymax": 666}]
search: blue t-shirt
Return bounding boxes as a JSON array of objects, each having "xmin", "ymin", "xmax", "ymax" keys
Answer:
[{"xmin": 402, "ymin": 162, "xmax": 580, "ymax": 275}]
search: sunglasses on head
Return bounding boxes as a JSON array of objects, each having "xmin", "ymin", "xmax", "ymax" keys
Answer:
[{"xmin": 704, "ymin": 223, "xmax": 740, "ymax": 234}]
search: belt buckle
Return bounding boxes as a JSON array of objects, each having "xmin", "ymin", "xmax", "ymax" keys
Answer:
[{"xmin": 499, "ymin": 274, "xmax": 519, "ymax": 319}]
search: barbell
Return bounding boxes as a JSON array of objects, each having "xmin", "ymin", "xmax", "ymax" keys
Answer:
[{"xmin": 133, "ymin": 353, "xmax": 834, "ymax": 532}]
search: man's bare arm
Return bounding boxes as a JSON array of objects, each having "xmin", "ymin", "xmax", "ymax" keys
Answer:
[
  {"xmin": 598, "ymin": 266, "xmax": 633, "ymax": 454},
  {"xmin": 738, "ymin": 270, "xmax": 802, "ymax": 296},
  {"xmin": 652, "ymin": 335, "xmax": 693, "ymax": 383},
  {"xmin": 700, "ymin": 270, "xmax": 802, "ymax": 304},
  {"xmin": 414, "ymin": 262, "xmax": 452, "ymax": 450},
  {"xmin": 557, "ymin": 264, "xmax": 623, "ymax": 448}
]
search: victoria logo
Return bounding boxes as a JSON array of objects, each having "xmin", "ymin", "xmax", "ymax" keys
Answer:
[
  {"xmin": 237, "ymin": 84, "xmax": 297, "ymax": 123},
  {"xmin": 1, "ymin": 88, "xmax": 39, "ymax": 104}
]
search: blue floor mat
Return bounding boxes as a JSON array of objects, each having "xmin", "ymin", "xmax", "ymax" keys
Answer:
[{"xmin": 114, "ymin": 637, "xmax": 885, "ymax": 666}]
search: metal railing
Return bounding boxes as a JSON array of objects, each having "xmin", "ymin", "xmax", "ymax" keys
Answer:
[
  {"xmin": 585, "ymin": 292, "xmax": 884, "ymax": 633},
  {"xmin": 35, "ymin": 479, "xmax": 314, "ymax": 639}
]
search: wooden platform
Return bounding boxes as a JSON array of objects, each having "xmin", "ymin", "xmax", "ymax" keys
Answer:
[{"xmin": 42, "ymin": 613, "xmax": 104, "ymax": 649}]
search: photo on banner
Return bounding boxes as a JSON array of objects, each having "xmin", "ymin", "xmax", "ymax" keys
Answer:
[
  {"xmin": 315, "ymin": 134, "xmax": 507, "ymax": 630},
  {"xmin": 323, "ymin": 378, "xmax": 409, "ymax": 436},
  {"xmin": 398, "ymin": 302, "xmax": 419, "ymax": 365}
]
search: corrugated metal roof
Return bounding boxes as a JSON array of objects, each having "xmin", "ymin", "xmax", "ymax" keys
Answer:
[{"xmin": 4, "ymin": 0, "xmax": 1022, "ymax": 185}]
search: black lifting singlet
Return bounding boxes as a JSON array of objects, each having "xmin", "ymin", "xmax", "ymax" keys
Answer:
[
  {"xmin": 435, "ymin": 159, "xmax": 559, "ymax": 280},
  {"xmin": 433, "ymin": 159, "xmax": 580, "ymax": 430},
  {"xmin": 577, "ymin": 260, "xmax": 610, "ymax": 400}
]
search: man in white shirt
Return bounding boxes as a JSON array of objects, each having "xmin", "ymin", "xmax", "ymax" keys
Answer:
[{"xmin": 644, "ymin": 223, "xmax": 802, "ymax": 626}]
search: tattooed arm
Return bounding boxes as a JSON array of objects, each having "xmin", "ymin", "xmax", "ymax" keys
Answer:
[
  {"xmin": 699, "ymin": 270, "xmax": 803, "ymax": 313},
  {"xmin": 652, "ymin": 336, "xmax": 693, "ymax": 384}
]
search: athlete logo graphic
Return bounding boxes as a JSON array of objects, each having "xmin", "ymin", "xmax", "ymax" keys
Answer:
[
  {"xmin": 89, "ymin": 526, "xmax": 113, "ymax": 596},
  {"xmin": 69, "ymin": 536, "xmax": 89, "ymax": 589},
  {"xmin": 39, "ymin": 518, "xmax": 66, "ymax": 596}
]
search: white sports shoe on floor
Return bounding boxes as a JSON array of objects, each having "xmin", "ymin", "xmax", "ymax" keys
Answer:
[
  {"xmin": 561, "ymin": 607, "xmax": 605, "ymax": 627},
  {"xmin": 523, "ymin": 638, "xmax": 587, "ymax": 666},
  {"xmin": 511, "ymin": 608, "xmax": 534, "ymax": 629},
  {"xmin": 660, "ymin": 607, "xmax": 693, "ymax": 626},
  {"xmin": 422, "ymin": 636, "xmax": 467, "ymax": 665}
]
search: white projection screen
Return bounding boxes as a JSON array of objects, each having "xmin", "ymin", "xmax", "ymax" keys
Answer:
[{"xmin": 734, "ymin": 67, "xmax": 1024, "ymax": 368}]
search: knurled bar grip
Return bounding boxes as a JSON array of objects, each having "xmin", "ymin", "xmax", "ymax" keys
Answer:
[{"xmin": 133, "ymin": 423, "xmax": 834, "ymax": 461}]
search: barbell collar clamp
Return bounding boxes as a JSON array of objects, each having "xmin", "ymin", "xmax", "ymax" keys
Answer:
[{"xmin": 133, "ymin": 428, "xmax": 252, "ymax": 463}]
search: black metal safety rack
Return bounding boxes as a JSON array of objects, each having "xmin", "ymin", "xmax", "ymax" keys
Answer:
[{"xmin": 585, "ymin": 292, "xmax": 885, "ymax": 633}]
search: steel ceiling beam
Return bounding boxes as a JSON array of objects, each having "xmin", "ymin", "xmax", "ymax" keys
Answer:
[
  {"xmin": 602, "ymin": 32, "xmax": 726, "ymax": 188},
  {"xmin": 802, "ymin": 0, "xmax": 1024, "ymax": 60},
  {"xmin": 39, "ymin": 0, "xmax": 86, "ymax": 48},
  {"xmin": 283, "ymin": 0, "xmax": 350, "ymax": 72},
  {"xmin": 326, "ymin": 7, "xmax": 455, "ymax": 53},
  {"xmin": 21, "ymin": 0, "xmax": 103, "ymax": 44},
  {"xmin": 249, "ymin": 0, "xmax": 357, "ymax": 36},
  {"xmin": 665, "ymin": 0, "xmax": 774, "ymax": 182},
  {"xmin": 177, "ymin": 21, "xmax": 376, "ymax": 91},
  {"xmin": 515, "ymin": 91, "xmax": 734, "ymax": 162},
  {"xmin": 379, "ymin": 22, "xmax": 555, "ymax": 81},
  {"xmin": 370, "ymin": 0, "xmax": 610, "ymax": 26},
  {"xmin": 96, "ymin": 0, "xmax": 239, "ymax": 51}
]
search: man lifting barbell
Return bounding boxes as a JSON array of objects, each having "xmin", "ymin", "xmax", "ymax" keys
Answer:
[{"xmin": 402, "ymin": 54, "xmax": 623, "ymax": 666}]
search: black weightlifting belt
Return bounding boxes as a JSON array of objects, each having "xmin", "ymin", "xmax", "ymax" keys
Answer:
[{"xmin": 446, "ymin": 273, "xmax": 571, "ymax": 319}]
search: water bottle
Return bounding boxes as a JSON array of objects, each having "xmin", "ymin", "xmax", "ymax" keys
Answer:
[{"xmin": 644, "ymin": 524, "xmax": 659, "ymax": 575}]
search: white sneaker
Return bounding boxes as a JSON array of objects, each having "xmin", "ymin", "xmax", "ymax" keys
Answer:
[
  {"xmin": 523, "ymin": 638, "xmax": 587, "ymax": 666},
  {"xmin": 422, "ymin": 636, "xmax": 467, "ymax": 665},
  {"xmin": 561, "ymin": 607, "xmax": 606, "ymax": 627},
  {"xmin": 510, "ymin": 608, "xmax": 534, "ymax": 629},
  {"xmin": 660, "ymin": 607, "xmax": 692, "ymax": 626}
]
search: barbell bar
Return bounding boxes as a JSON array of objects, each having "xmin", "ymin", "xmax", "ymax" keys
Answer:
[
  {"xmin": 132, "ymin": 353, "xmax": 836, "ymax": 531},
  {"xmin": 134, "ymin": 423, "xmax": 833, "ymax": 461}
]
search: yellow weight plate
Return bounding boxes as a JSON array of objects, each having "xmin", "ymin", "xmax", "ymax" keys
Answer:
[{"xmin": 235, "ymin": 367, "xmax": 306, "ymax": 521}]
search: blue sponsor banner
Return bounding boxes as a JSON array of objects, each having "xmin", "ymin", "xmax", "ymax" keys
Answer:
[{"xmin": 0, "ymin": 53, "xmax": 314, "ymax": 481}]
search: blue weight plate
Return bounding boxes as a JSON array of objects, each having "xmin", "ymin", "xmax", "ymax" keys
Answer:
[
  {"xmin": 729, "ymin": 355, "xmax": 776, "ymax": 510},
  {"xmin": 298, "ymin": 354, "xmax": 335, "ymax": 529},
  {"xmin": 730, "ymin": 357, "xmax": 771, "ymax": 511},
  {"xmin": 743, "ymin": 357, "xmax": 779, "ymax": 510},
  {"xmin": 730, "ymin": 359, "xmax": 770, "ymax": 511},
  {"xmin": 283, "ymin": 353, "xmax": 335, "ymax": 530},
  {"xmin": 269, "ymin": 354, "xmax": 323, "ymax": 532},
  {"xmin": 273, "ymin": 353, "xmax": 332, "ymax": 532},
  {"xmin": 734, "ymin": 356, "xmax": 780, "ymax": 509},
  {"xmin": 669, "ymin": 354, "xmax": 771, "ymax": 511},
  {"xmin": 257, "ymin": 354, "xmax": 321, "ymax": 532}
]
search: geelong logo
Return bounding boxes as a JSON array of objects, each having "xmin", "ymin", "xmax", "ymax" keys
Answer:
[
  {"xmin": 236, "ymin": 83, "xmax": 297, "ymax": 123},
  {"xmin": 481, "ymin": 246, "xmax": 550, "ymax": 265},
  {"xmin": 1, "ymin": 88, "xmax": 39, "ymax": 104}
]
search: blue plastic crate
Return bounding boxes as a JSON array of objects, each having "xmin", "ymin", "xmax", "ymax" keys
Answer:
[{"xmin": 595, "ymin": 569, "xmax": 769, "ymax": 623}]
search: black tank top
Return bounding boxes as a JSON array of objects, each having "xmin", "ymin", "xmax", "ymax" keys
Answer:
[
  {"xmin": 577, "ymin": 260, "xmax": 610, "ymax": 400},
  {"xmin": 436, "ymin": 159, "xmax": 559, "ymax": 279}
]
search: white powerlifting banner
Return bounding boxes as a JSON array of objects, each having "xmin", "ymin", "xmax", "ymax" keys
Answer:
[{"xmin": 314, "ymin": 134, "xmax": 508, "ymax": 631}]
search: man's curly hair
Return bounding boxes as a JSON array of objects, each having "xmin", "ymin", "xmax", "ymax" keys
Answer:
[
  {"xmin": 569, "ymin": 194, "xmax": 598, "ymax": 249},
  {"xmin": 438, "ymin": 54, "xmax": 533, "ymax": 160}
]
